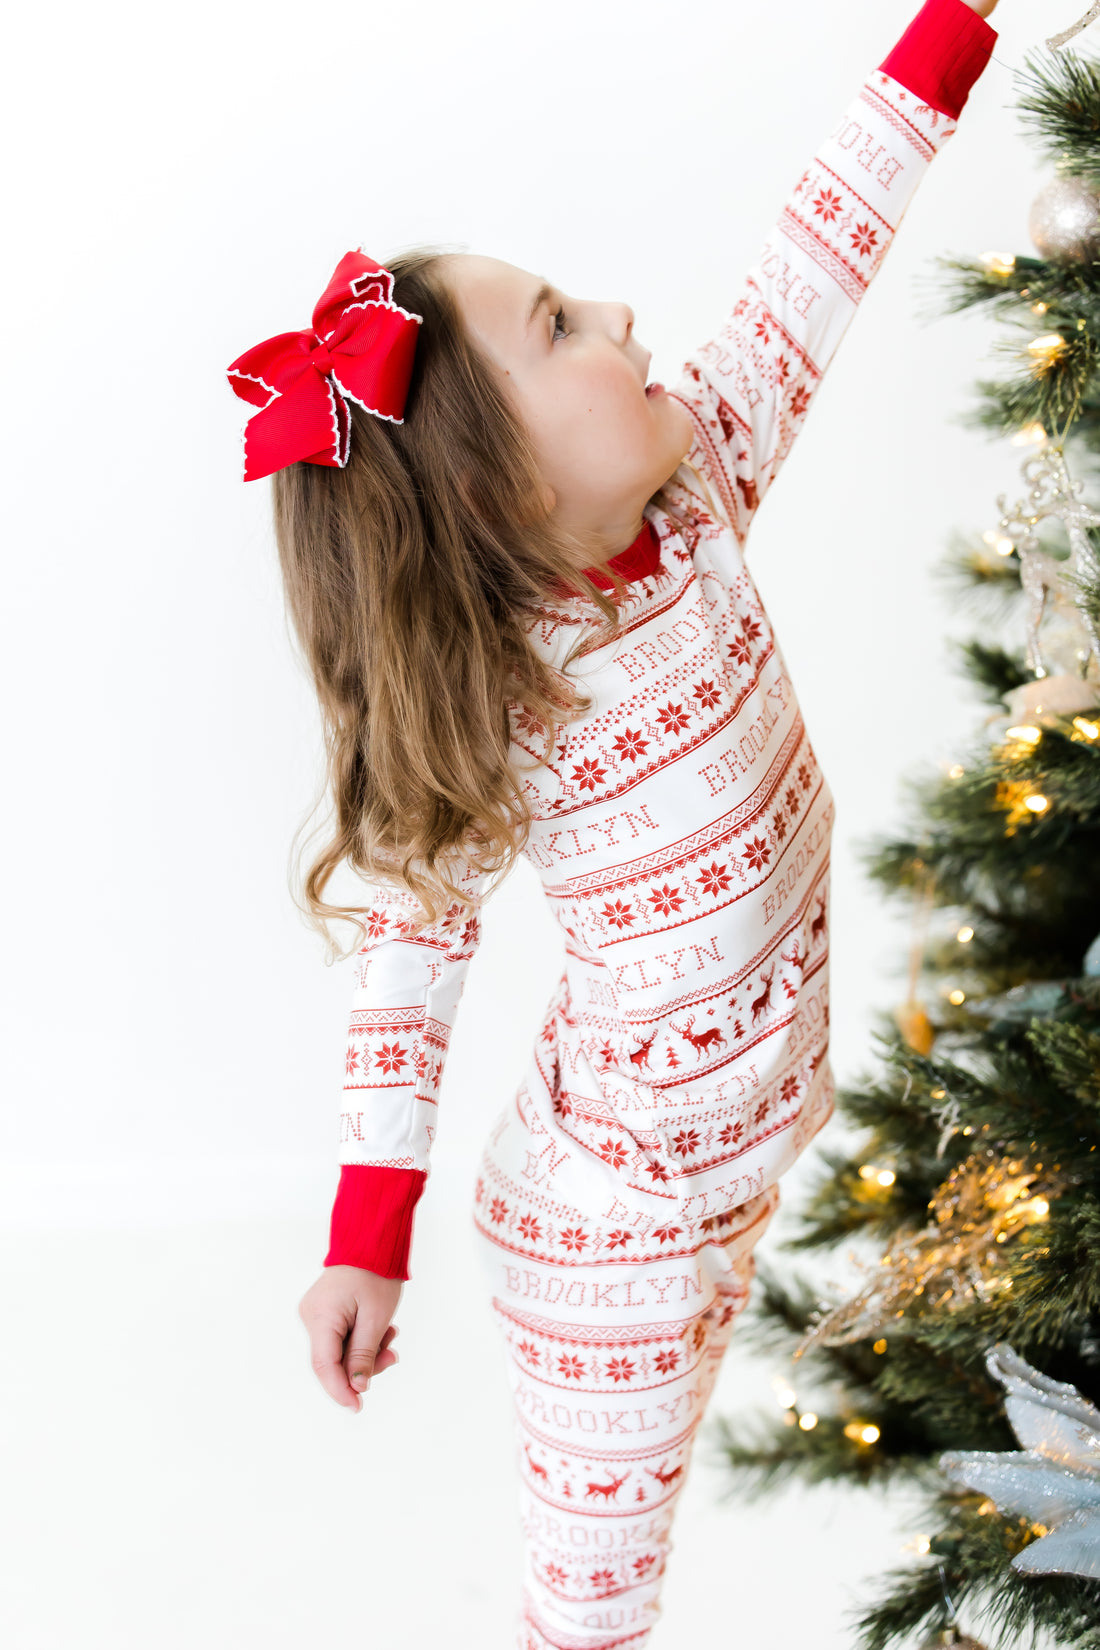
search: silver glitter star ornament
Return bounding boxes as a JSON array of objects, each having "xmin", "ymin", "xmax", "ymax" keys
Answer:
[
  {"xmin": 940, "ymin": 1343, "xmax": 1100, "ymax": 1579},
  {"xmin": 994, "ymin": 444, "xmax": 1100, "ymax": 678}
]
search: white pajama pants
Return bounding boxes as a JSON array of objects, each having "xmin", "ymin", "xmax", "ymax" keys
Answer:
[{"xmin": 473, "ymin": 1099, "xmax": 781, "ymax": 1650}]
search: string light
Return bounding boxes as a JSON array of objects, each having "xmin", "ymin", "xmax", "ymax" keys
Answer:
[
  {"xmin": 948, "ymin": 763, "xmax": 966, "ymax": 778},
  {"xmin": 1025, "ymin": 793, "xmax": 1050, "ymax": 813},
  {"xmin": 956, "ymin": 926, "xmax": 974, "ymax": 943},
  {"xmin": 772, "ymin": 1376, "xmax": 797, "ymax": 1410},
  {"xmin": 1010, "ymin": 419, "xmax": 1048, "ymax": 443},
  {"xmin": 876, "ymin": 1169, "xmax": 896, "ymax": 1187},
  {"xmin": 873, "ymin": 1339, "xmax": 888, "ymax": 1354},
  {"xmin": 858, "ymin": 1164, "xmax": 895, "ymax": 1189},
  {"xmin": 842, "ymin": 1421, "xmax": 881, "ymax": 1444},
  {"xmin": 1073, "ymin": 716, "xmax": 1100, "ymax": 740},
  {"xmin": 931, "ymin": 1087, "xmax": 947, "ymax": 1100},
  {"xmin": 948, "ymin": 989, "xmax": 966, "ymax": 1005},
  {"xmin": 1005, "ymin": 725, "xmax": 1042, "ymax": 746},
  {"xmin": 981, "ymin": 251, "xmax": 1015, "ymax": 276},
  {"xmin": 798, "ymin": 1412, "xmax": 818, "ymax": 1431},
  {"xmin": 1027, "ymin": 333, "xmax": 1068, "ymax": 376}
]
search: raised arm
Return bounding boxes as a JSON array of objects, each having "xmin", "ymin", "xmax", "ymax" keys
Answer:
[{"xmin": 669, "ymin": 0, "xmax": 998, "ymax": 544}]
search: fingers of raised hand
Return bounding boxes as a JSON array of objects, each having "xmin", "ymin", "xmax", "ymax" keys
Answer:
[{"xmin": 344, "ymin": 1320, "xmax": 400, "ymax": 1403}]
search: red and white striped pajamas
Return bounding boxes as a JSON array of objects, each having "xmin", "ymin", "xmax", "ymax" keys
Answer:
[{"xmin": 321, "ymin": 3, "xmax": 997, "ymax": 1643}]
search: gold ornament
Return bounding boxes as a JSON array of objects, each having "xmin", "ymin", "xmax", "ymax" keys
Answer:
[
  {"xmin": 1029, "ymin": 174, "xmax": 1100, "ymax": 263},
  {"xmin": 795, "ymin": 1152, "xmax": 1064, "ymax": 1355},
  {"xmin": 896, "ymin": 1001, "xmax": 935, "ymax": 1055},
  {"xmin": 895, "ymin": 863, "xmax": 938, "ymax": 1053}
]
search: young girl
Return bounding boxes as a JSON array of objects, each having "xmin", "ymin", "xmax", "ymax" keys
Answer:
[{"xmin": 228, "ymin": 1, "xmax": 1000, "ymax": 1642}]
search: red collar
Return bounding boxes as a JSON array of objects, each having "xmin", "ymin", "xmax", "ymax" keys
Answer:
[{"xmin": 547, "ymin": 518, "xmax": 661, "ymax": 599}]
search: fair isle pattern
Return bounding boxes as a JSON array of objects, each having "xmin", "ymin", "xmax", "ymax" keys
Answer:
[
  {"xmin": 335, "ymin": 67, "xmax": 960, "ymax": 1250},
  {"xmin": 474, "ymin": 1178, "xmax": 781, "ymax": 1650}
]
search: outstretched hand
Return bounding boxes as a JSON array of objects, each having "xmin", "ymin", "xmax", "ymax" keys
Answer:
[{"xmin": 298, "ymin": 1265, "xmax": 403, "ymax": 1412}]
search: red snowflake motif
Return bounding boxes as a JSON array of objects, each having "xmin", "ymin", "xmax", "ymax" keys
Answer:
[
  {"xmin": 605, "ymin": 1228, "xmax": 633, "ymax": 1250},
  {"xmin": 517, "ymin": 1212, "xmax": 543, "ymax": 1242},
  {"xmin": 344, "ymin": 1043, "xmax": 360, "ymax": 1077},
  {"xmin": 589, "ymin": 1569, "xmax": 617, "ymax": 1594},
  {"xmin": 692, "ymin": 678, "xmax": 722, "ymax": 711},
  {"xmin": 489, "ymin": 1196, "xmax": 509, "ymax": 1224},
  {"xmin": 742, "ymin": 617, "xmax": 763, "ymax": 642},
  {"xmin": 474, "ymin": 1176, "xmax": 484, "ymax": 1203},
  {"xmin": 364, "ymin": 908, "xmax": 390, "ymax": 940},
  {"xmin": 516, "ymin": 1339, "xmax": 540, "ymax": 1365},
  {"xmin": 605, "ymin": 1357, "xmax": 636, "ymax": 1383},
  {"xmin": 653, "ymin": 1224, "xmax": 684, "ymax": 1244},
  {"xmin": 645, "ymin": 1158, "xmax": 671, "ymax": 1184},
  {"xmin": 633, "ymin": 1553, "xmax": 658, "ymax": 1577},
  {"xmin": 648, "ymin": 883, "xmax": 684, "ymax": 917},
  {"xmin": 726, "ymin": 634, "xmax": 752, "ymax": 667},
  {"xmin": 598, "ymin": 1139, "xmax": 630, "ymax": 1170},
  {"xmin": 742, "ymin": 835, "xmax": 772, "ymax": 873},
  {"xmin": 375, "ymin": 1042, "xmax": 409, "ymax": 1075},
  {"xmin": 672, "ymin": 1128, "xmax": 701, "ymax": 1157},
  {"xmin": 559, "ymin": 1226, "xmax": 590, "ymax": 1252},
  {"xmin": 595, "ymin": 1041, "xmax": 617, "ymax": 1069},
  {"xmin": 785, "ymin": 784, "xmax": 802, "ymax": 816},
  {"xmin": 812, "ymin": 185, "xmax": 844, "ymax": 223},
  {"xmin": 513, "ymin": 707, "xmax": 546, "ymax": 737},
  {"xmin": 774, "ymin": 811, "xmax": 789, "ymax": 841},
  {"xmin": 412, "ymin": 1045, "xmax": 430, "ymax": 1079},
  {"xmin": 696, "ymin": 860, "xmax": 732, "ymax": 897},
  {"xmin": 772, "ymin": 354, "xmax": 792, "ymax": 389},
  {"xmin": 553, "ymin": 1093, "xmax": 574, "ymax": 1119},
  {"xmin": 780, "ymin": 1074, "xmax": 801, "ymax": 1104},
  {"xmin": 653, "ymin": 1348, "xmax": 682, "ymax": 1374},
  {"xmin": 752, "ymin": 317, "xmax": 772, "ymax": 344},
  {"xmin": 790, "ymin": 383, "xmax": 812, "ymax": 420},
  {"xmin": 601, "ymin": 899, "xmax": 635, "ymax": 930},
  {"xmin": 571, "ymin": 756, "xmax": 607, "ymax": 792},
  {"xmin": 656, "ymin": 701, "xmax": 691, "ymax": 736},
  {"xmin": 849, "ymin": 220, "xmax": 879, "ymax": 257},
  {"xmin": 752, "ymin": 1098, "xmax": 771, "ymax": 1127},
  {"xmin": 717, "ymin": 1121, "xmax": 745, "ymax": 1148},
  {"xmin": 798, "ymin": 761, "xmax": 812, "ymax": 790},
  {"xmin": 612, "ymin": 727, "xmax": 650, "ymax": 764},
  {"xmin": 557, "ymin": 1353, "xmax": 585, "ymax": 1380},
  {"xmin": 545, "ymin": 1562, "xmax": 569, "ymax": 1587}
]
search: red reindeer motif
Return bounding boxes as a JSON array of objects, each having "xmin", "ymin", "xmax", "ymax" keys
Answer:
[
  {"xmin": 749, "ymin": 965, "xmax": 776, "ymax": 1025},
  {"xmin": 524, "ymin": 1445, "xmax": 550, "ymax": 1486},
  {"xmin": 669, "ymin": 1016, "xmax": 727, "ymax": 1060},
  {"xmin": 628, "ymin": 1028, "xmax": 660, "ymax": 1069},
  {"xmin": 810, "ymin": 893, "xmax": 827, "ymax": 948},
  {"xmin": 645, "ymin": 1459, "xmax": 683, "ymax": 1489},
  {"xmin": 781, "ymin": 940, "xmax": 805, "ymax": 972},
  {"xmin": 586, "ymin": 1471, "xmax": 630, "ymax": 1502}
]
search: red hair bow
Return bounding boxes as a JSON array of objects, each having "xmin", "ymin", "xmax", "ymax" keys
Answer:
[{"xmin": 227, "ymin": 250, "xmax": 421, "ymax": 483}]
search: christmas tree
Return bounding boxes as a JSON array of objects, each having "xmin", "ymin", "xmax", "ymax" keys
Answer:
[{"xmin": 715, "ymin": 33, "xmax": 1100, "ymax": 1650}]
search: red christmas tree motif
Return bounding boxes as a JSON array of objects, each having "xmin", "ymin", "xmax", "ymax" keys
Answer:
[
  {"xmin": 605, "ymin": 1356, "xmax": 637, "ymax": 1383},
  {"xmin": 516, "ymin": 1339, "xmax": 541, "ymax": 1365},
  {"xmin": 517, "ymin": 1212, "xmax": 543, "ymax": 1242},
  {"xmin": 654, "ymin": 1348, "xmax": 682, "ymax": 1375},
  {"xmin": 635, "ymin": 1483, "xmax": 648, "ymax": 1502},
  {"xmin": 811, "ymin": 184, "xmax": 844, "ymax": 222},
  {"xmin": 601, "ymin": 899, "xmax": 636, "ymax": 930},
  {"xmin": 604, "ymin": 1228, "xmax": 633, "ymax": 1250},
  {"xmin": 375, "ymin": 1042, "xmax": 409, "ymax": 1075},
  {"xmin": 849, "ymin": 221, "xmax": 879, "ymax": 257},
  {"xmin": 561, "ymin": 1480, "xmax": 574, "ymax": 1498},
  {"xmin": 364, "ymin": 908, "xmax": 390, "ymax": 940},
  {"xmin": 653, "ymin": 1224, "xmax": 684, "ymax": 1244},
  {"xmin": 692, "ymin": 678, "xmax": 722, "ymax": 711},
  {"xmin": 558, "ymin": 1226, "xmax": 590, "ymax": 1252},
  {"xmin": 598, "ymin": 1139, "xmax": 630, "ymax": 1170},
  {"xmin": 648, "ymin": 883, "xmax": 685, "ymax": 916},
  {"xmin": 557, "ymin": 1353, "xmax": 585, "ymax": 1380},
  {"xmin": 489, "ymin": 1196, "xmax": 509, "ymax": 1224},
  {"xmin": 696, "ymin": 860, "xmax": 733, "ymax": 897},
  {"xmin": 612, "ymin": 727, "xmax": 651, "ymax": 764},
  {"xmin": 742, "ymin": 835, "xmax": 772, "ymax": 872},
  {"xmin": 656, "ymin": 701, "xmax": 692, "ymax": 736},
  {"xmin": 344, "ymin": 1044, "xmax": 360, "ymax": 1077},
  {"xmin": 671, "ymin": 1128, "xmax": 701, "ymax": 1157},
  {"xmin": 474, "ymin": 1177, "xmax": 484, "ymax": 1203},
  {"xmin": 726, "ymin": 633, "xmax": 752, "ymax": 667},
  {"xmin": 571, "ymin": 756, "xmax": 607, "ymax": 791}
]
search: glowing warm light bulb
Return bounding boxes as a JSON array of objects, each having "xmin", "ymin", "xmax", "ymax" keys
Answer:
[
  {"xmin": 1025, "ymin": 793, "xmax": 1050, "ymax": 813},
  {"xmin": 956, "ymin": 926, "xmax": 974, "ymax": 943},
  {"xmin": 860, "ymin": 1425, "xmax": 881, "ymax": 1444},
  {"xmin": 995, "ymin": 536, "xmax": 1016, "ymax": 555},
  {"xmin": 772, "ymin": 1379, "xmax": 797, "ymax": 1410},
  {"xmin": 1006, "ymin": 725, "xmax": 1042, "ymax": 745},
  {"xmin": 1011, "ymin": 419, "xmax": 1047, "ymax": 443},
  {"xmin": 981, "ymin": 251, "xmax": 1015, "ymax": 275},
  {"xmin": 930, "ymin": 1087, "xmax": 946, "ymax": 1100},
  {"xmin": 858, "ymin": 1164, "xmax": 877, "ymax": 1181},
  {"xmin": 948, "ymin": 764, "xmax": 965, "ymax": 778},
  {"xmin": 1030, "ymin": 301, "xmax": 1049, "ymax": 315},
  {"xmin": 948, "ymin": 989, "xmax": 966, "ymax": 1005},
  {"xmin": 876, "ymin": 1170, "xmax": 896, "ymax": 1188},
  {"xmin": 872, "ymin": 1339, "xmax": 888, "ymax": 1355},
  {"xmin": 1073, "ymin": 717, "xmax": 1099, "ymax": 740},
  {"xmin": 1031, "ymin": 1197, "xmax": 1050, "ymax": 1219},
  {"xmin": 798, "ymin": 1412, "xmax": 818, "ymax": 1431},
  {"xmin": 1028, "ymin": 332, "xmax": 1066, "ymax": 354}
]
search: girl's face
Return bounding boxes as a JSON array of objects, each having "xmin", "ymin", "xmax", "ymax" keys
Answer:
[{"xmin": 442, "ymin": 254, "xmax": 694, "ymax": 560}]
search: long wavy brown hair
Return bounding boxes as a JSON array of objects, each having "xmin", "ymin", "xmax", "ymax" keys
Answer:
[{"xmin": 272, "ymin": 247, "xmax": 678, "ymax": 958}]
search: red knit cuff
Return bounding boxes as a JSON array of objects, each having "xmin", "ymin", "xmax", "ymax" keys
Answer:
[
  {"xmin": 324, "ymin": 1164, "xmax": 427, "ymax": 1280},
  {"xmin": 878, "ymin": 0, "xmax": 997, "ymax": 120}
]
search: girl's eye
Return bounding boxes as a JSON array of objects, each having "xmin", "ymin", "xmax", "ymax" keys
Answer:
[{"xmin": 551, "ymin": 306, "xmax": 569, "ymax": 342}]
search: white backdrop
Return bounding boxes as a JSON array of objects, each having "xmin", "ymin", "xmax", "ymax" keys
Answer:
[{"xmin": 1, "ymin": 0, "xmax": 1051, "ymax": 1644}]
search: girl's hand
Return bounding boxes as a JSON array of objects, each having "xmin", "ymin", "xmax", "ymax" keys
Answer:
[
  {"xmin": 958, "ymin": 0, "xmax": 998, "ymax": 16},
  {"xmin": 298, "ymin": 1266, "xmax": 403, "ymax": 1412}
]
